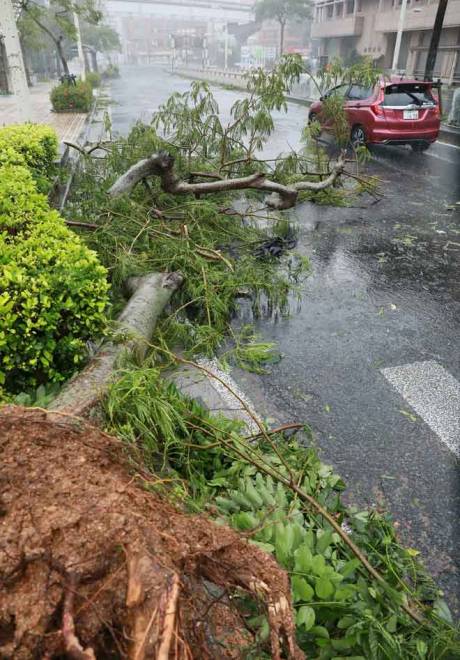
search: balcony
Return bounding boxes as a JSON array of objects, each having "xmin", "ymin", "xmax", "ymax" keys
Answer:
[
  {"xmin": 311, "ymin": 15, "xmax": 364, "ymax": 39},
  {"xmin": 377, "ymin": 0, "xmax": 460, "ymax": 33}
]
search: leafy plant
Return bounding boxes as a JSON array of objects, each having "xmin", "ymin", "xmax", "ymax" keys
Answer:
[
  {"xmin": 50, "ymin": 79, "xmax": 93, "ymax": 113},
  {"xmin": 0, "ymin": 123, "xmax": 58, "ymax": 187},
  {"xmin": 211, "ymin": 439, "xmax": 460, "ymax": 659},
  {"xmin": 0, "ymin": 163, "xmax": 109, "ymax": 393},
  {"xmin": 86, "ymin": 71, "xmax": 101, "ymax": 88}
]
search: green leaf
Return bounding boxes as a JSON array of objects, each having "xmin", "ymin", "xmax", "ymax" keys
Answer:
[
  {"xmin": 311, "ymin": 625, "xmax": 330, "ymax": 639},
  {"xmin": 316, "ymin": 576, "xmax": 334, "ymax": 599},
  {"xmin": 294, "ymin": 544, "xmax": 312, "ymax": 572},
  {"xmin": 337, "ymin": 615, "xmax": 355, "ymax": 630},
  {"xmin": 292, "ymin": 576, "xmax": 314, "ymax": 602},
  {"xmin": 296, "ymin": 605, "xmax": 315, "ymax": 631},
  {"xmin": 386, "ymin": 614, "xmax": 397, "ymax": 633},
  {"xmin": 311, "ymin": 554, "xmax": 326, "ymax": 576},
  {"xmin": 316, "ymin": 529, "xmax": 333, "ymax": 553},
  {"xmin": 340, "ymin": 558, "xmax": 361, "ymax": 578},
  {"xmin": 433, "ymin": 598, "xmax": 453, "ymax": 624},
  {"xmin": 416, "ymin": 640, "xmax": 427, "ymax": 658}
]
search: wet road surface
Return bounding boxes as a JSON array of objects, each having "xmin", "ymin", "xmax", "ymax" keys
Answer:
[{"xmin": 110, "ymin": 65, "xmax": 460, "ymax": 609}]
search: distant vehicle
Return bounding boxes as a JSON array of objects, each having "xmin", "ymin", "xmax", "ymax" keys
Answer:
[{"xmin": 308, "ymin": 78, "xmax": 440, "ymax": 152}]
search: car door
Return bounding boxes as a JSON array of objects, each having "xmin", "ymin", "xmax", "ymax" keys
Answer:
[{"xmin": 345, "ymin": 84, "xmax": 375, "ymax": 129}]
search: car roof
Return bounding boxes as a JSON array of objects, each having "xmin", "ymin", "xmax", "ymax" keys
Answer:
[{"xmin": 384, "ymin": 76, "xmax": 431, "ymax": 86}]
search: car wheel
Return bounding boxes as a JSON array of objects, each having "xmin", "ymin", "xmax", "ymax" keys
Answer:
[
  {"xmin": 351, "ymin": 124, "xmax": 366, "ymax": 147},
  {"xmin": 411, "ymin": 142, "xmax": 430, "ymax": 153}
]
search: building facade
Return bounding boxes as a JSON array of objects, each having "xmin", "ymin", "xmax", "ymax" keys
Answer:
[{"xmin": 311, "ymin": 0, "xmax": 460, "ymax": 84}]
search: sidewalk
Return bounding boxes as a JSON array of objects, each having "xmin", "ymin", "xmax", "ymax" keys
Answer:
[{"xmin": 0, "ymin": 82, "xmax": 87, "ymax": 153}]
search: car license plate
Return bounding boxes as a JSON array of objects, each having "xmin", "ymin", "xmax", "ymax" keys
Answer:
[{"xmin": 403, "ymin": 110, "xmax": 419, "ymax": 119}]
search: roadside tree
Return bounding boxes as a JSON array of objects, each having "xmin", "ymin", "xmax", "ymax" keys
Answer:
[{"xmin": 255, "ymin": 0, "xmax": 311, "ymax": 57}]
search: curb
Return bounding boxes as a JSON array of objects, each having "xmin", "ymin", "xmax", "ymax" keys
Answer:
[{"xmin": 439, "ymin": 124, "xmax": 460, "ymax": 147}]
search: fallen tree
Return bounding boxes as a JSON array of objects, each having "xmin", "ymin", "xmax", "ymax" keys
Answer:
[
  {"xmin": 0, "ymin": 406, "xmax": 304, "ymax": 659},
  {"xmin": 51, "ymin": 272, "xmax": 183, "ymax": 417},
  {"xmin": 107, "ymin": 151, "xmax": 346, "ymax": 211}
]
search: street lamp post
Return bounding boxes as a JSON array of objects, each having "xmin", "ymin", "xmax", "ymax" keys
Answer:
[{"xmin": 391, "ymin": 0, "xmax": 408, "ymax": 72}]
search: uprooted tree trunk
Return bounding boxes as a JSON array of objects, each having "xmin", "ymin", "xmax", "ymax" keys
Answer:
[
  {"xmin": 51, "ymin": 272, "xmax": 183, "ymax": 417},
  {"xmin": 0, "ymin": 406, "xmax": 305, "ymax": 660},
  {"xmin": 108, "ymin": 151, "xmax": 346, "ymax": 210}
]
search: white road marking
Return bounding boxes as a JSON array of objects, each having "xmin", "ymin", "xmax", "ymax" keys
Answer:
[
  {"xmin": 436, "ymin": 140, "xmax": 460, "ymax": 151},
  {"xmin": 381, "ymin": 360, "xmax": 460, "ymax": 456}
]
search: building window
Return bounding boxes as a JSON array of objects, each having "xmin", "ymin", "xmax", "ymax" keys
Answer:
[
  {"xmin": 346, "ymin": 0, "xmax": 355, "ymax": 13},
  {"xmin": 327, "ymin": 4, "xmax": 334, "ymax": 18}
]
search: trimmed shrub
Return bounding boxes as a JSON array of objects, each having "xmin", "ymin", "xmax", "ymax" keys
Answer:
[
  {"xmin": 0, "ymin": 124, "xmax": 58, "ymax": 182},
  {"xmin": 0, "ymin": 165, "xmax": 49, "ymax": 233},
  {"xmin": 102, "ymin": 64, "xmax": 120, "ymax": 79},
  {"xmin": 86, "ymin": 71, "xmax": 101, "ymax": 88},
  {"xmin": 50, "ymin": 80, "xmax": 93, "ymax": 113},
  {"xmin": 0, "ymin": 164, "xmax": 109, "ymax": 393}
]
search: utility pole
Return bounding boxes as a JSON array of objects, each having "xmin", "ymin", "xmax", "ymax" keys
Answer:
[
  {"xmin": 424, "ymin": 0, "xmax": 449, "ymax": 80},
  {"xmin": 224, "ymin": 23, "xmax": 229, "ymax": 70},
  {"xmin": 73, "ymin": 11, "xmax": 86, "ymax": 80},
  {"xmin": 0, "ymin": 0, "xmax": 32, "ymax": 121},
  {"xmin": 392, "ymin": 0, "xmax": 408, "ymax": 72}
]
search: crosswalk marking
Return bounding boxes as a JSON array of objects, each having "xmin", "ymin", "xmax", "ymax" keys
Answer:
[{"xmin": 381, "ymin": 360, "xmax": 460, "ymax": 456}]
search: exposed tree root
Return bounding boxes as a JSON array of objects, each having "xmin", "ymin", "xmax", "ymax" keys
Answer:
[
  {"xmin": 107, "ymin": 151, "xmax": 345, "ymax": 210},
  {"xmin": 0, "ymin": 407, "xmax": 305, "ymax": 659},
  {"xmin": 51, "ymin": 272, "xmax": 183, "ymax": 417}
]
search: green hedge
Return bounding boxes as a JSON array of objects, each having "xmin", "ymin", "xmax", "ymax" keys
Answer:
[
  {"xmin": 86, "ymin": 71, "xmax": 101, "ymax": 88},
  {"xmin": 50, "ymin": 80, "xmax": 93, "ymax": 113},
  {"xmin": 0, "ymin": 124, "xmax": 58, "ymax": 184},
  {"xmin": 0, "ymin": 164, "xmax": 109, "ymax": 393}
]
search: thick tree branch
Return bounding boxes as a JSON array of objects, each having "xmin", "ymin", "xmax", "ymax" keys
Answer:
[
  {"xmin": 51, "ymin": 272, "xmax": 183, "ymax": 417},
  {"xmin": 108, "ymin": 152, "xmax": 345, "ymax": 210}
]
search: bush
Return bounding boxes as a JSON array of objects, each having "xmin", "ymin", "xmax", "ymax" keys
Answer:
[
  {"xmin": 50, "ymin": 80, "xmax": 93, "ymax": 113},
  {"xmin": 0, "ymin": 164, "xmax": 109, "ymax": 393},
  {"xmin": 86, "ymin": 71, "xmax": 101, "ymax": 88},
  {"xmin": 101, "ymin": 64, "xmax": 120, "ymax": 79},
  {"xmin": 0, "ymin": 124, "xmax": 58, "ymax": 182},
  {"xmin": 0, "ymin": 165, "xmax": 49, "ymax": 233}
]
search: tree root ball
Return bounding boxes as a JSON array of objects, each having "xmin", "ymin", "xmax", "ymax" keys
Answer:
[{"xmin": 0, "ymin": 407, "xmax": 304, "ymax": 659}]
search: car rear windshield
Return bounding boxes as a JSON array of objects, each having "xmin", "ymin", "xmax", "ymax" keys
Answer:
[{"xmin": 383, "ymin": 84, "xmax": 435, "ymax": 107}]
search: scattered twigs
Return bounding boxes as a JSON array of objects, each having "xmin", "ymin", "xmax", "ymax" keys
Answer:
[
  {"xmin": 65, "ymin": 220, "xmax": 98, "ymax": 230},
  {"xmin": 245, "ymin": 422, "xmax": 305, "ymax": 440},
  {"xmin": 62, "ymin": 576, "xmax": 96, "ymax": 660}
]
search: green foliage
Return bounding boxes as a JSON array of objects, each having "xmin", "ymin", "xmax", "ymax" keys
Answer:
[
  {"xmin": 0, "ymin": 163, "xmax": 109, "ymax": 393},
  {"xmin": 103, "ymin": 359, "xmax": 460, "ymax": 658},
  {"xmin": 81, "ymin": 21, "xmax": 121, "ymax": 54},
  {"xmin": 50, "ymin": 80, "xmax": 93, "ymax": 112},
  {"xmin": 85, "ymin": 71, "xmax": 101, "ymax": 88},
  {"xmin": 211, "ymin": 440, "xmax": 460, "ymax": 659},
  {"xmin": 104, "ymin": 362, "xmax": 242, "ymax": 503},
  {"xmin": 0, "ymin": 165, "xmax": 49, "ymax": 232},
  {"xmin": 0, "ymin": 123, "xmax": 58, "ymax": 186},
  {"xmin": 102, "ymin": 64, "xmax": 120, "ymax": 79}
]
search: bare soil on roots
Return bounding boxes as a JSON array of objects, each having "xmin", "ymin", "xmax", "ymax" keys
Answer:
[{"xmin": 0, "ymin": 406, "xmax": 303, "ymax": 660}]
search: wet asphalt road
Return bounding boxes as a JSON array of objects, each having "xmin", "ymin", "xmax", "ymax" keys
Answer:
[{"xmin": 110, "ymin": 65, "xmax": 460, "ymax": 609}]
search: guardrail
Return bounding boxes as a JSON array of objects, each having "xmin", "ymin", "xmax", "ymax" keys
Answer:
[{"xmin": 173, "ymin": 66, "xmax": 318, "ymax": 106}]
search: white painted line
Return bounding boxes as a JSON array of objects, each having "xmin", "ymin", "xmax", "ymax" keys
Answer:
[
  {"xmin": 197, "ymin": 357, "xmax": 262, "ymax": 434},
  {"xmin": 437, "ymin": 140, "xmax": 460, "ymax": 151},
  {"xmin": 381, "ymin": 360, "xmax": 460, "ymax": 456}
]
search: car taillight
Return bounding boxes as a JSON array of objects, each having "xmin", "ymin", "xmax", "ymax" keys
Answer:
[{"xmin": 370, "ymin": 102, "xmax": 384, "ymax": 116}]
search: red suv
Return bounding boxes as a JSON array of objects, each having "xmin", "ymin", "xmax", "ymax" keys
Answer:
[{"xmin": 308, "ymin": 78, "xmax": 440, "ymax": 152}]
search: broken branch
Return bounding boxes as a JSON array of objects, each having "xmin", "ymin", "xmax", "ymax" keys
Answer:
[{"xmin": 108, "ymin": 151, "xmax": 346, "ymax": 210}]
